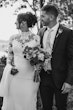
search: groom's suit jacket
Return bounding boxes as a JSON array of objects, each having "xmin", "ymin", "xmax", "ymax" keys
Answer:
[{"xmin": 38, "ymin": 24, "xmax": 73, "ymax": 89}]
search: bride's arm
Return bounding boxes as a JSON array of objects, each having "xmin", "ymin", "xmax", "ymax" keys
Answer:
[
  {"xmin": 6, "ymin": 36, "xmax": 14, "ymax": 66},
  {"xmin": 25, "ymin": 34, "xmax": 40, "ymax": 48}
]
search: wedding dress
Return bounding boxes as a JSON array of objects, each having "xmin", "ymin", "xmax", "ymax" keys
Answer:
[{"xmin": 1, "ymin": 31, "xmax": 40, "ymax": 110}]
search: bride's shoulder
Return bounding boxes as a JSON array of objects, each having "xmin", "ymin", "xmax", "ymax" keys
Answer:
[
  {"xmin": 25, "ymin": 32, "xmax": 40, "ymax": 47},
  {"xmin": 9, "ymin": 34, "xmax": 20, "ymax": 42},
  {"xmin": 29, "ymin": 32, "xmax": 40, "ymax": 41}
]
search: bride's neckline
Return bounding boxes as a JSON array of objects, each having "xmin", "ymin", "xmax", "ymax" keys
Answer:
[
  {"xmin": 19, "ymin": 30, "xmax": 30, "ymax": 34},
  {"xmin": 17, "ymin": 30, "xmax": 32, "ymax": 41},
  {"xmin": 20, "ymin": 30, "xmax": 31, "ymax": 37}
]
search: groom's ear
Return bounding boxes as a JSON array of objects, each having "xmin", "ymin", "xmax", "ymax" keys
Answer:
[{"xmin": 50, "ymin": 14, "xmax": 55, "ymax": 21}]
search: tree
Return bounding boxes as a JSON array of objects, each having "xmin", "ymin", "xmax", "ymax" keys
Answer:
[
  {"xmin": 0, "ymin": 0, "xmax": 73, "ymax": 28},
  {"xmin": 0, "ymin": 0, "xmax": 39, "ymax": 13},
  {"xmin": 0, "ymin": 0, "xmax": 42, "ymax": 29}
]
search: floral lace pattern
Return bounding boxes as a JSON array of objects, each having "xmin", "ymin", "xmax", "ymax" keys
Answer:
[{"xmin": 7, "ymin": 31, "xmax": 40, "ymax": 66}]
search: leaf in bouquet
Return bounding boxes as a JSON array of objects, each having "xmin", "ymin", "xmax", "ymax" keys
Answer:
[
  {"xmin": 33, "ymin": 46, "xmax": 39, "ymax": 50},
  {"xmin": 30, "ymin": 56, "xmax": 39, "ymax": 66},
  {"xmin": 38, "ymin": 48, "xmax": 45, "ymax": 53},
  {"xmin": 33, "ymin": 47, "xmax": 39, "ymax": 52},
  {"xmin": 33, "ymin": 50, "xmax": 38, "ymax": 55}
]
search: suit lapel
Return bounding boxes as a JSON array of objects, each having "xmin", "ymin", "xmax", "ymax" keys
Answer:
[{"xmin": 52, "ymin": 24, "xmax": 64, "ymax": 53}]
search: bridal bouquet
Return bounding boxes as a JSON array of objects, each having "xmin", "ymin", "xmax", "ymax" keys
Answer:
[
  {"xmin": 23, "ymin": 46, "xmax": 44, "ymax": 66},
  {"xmin": 23, "ymin": 45, "xmax": 52, "ymax": 82},
  {"xmin": 23, "ymin": 45, "xmax": 52, "ymax": 71},
  {"xmin": 23, "ymin": 46, "xmax": 51, "ymax": 66}
]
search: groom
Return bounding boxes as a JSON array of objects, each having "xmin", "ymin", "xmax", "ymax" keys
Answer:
[{"xmin": 38, "ymin": 4, "xmax": 73, "ymax": 110}]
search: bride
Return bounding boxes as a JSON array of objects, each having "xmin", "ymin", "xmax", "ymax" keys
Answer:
[{"xmin": 0, "ymin": 12, "xmax": 41, "ymax": 110}]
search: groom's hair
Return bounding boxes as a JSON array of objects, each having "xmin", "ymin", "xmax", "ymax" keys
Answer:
[{"xmin": 41, "ymin": 4, "xmax": 59, "ymax": 18}]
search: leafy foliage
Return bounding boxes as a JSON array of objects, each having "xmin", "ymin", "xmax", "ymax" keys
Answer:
[
  {"xmin": 0, "ymin": 0, "xmax": 73, "ymax": 28},
  {"xmin": 0, "ymin": 0, "xmax": 40, "ymax": 12},
  {"xmin": 46, "ymin": 0, "xmax": 73, "ymax": 23}
]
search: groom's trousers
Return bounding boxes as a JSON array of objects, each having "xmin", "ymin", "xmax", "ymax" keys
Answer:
[{"xmin": 39, "ymin": 70, "xmax": 68, "ymax": 110}]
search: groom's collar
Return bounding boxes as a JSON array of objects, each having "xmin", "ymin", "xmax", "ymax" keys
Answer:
[{"xmin": 47, "ymin": 23, "xmax": 59, "ymax": 31}]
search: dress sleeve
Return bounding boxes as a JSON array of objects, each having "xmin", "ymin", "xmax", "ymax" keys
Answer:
[
  {"xmin": 6, "ymin": 36, "xmax": 14, "ymax": 66},
  {"xmin": 24, "ymin": 33, "xmax": 40, "ymax": 48},
  {"xmin": 33, "ymin": 34, "xmax": 40, "ymax": 47}
]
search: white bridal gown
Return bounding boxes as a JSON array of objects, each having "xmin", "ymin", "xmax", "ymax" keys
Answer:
[{"xmin": 1, "ymin": 31, "xmax": 40, "ymax": 110}]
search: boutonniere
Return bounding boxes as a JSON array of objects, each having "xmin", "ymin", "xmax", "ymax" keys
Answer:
[
  {"xmin": 58, "ymin": 28, "xmax": 63, "ymax": 34},
  {"xmin": 56, "ymin": 27, "xmax": 63, "ymax": 38}
]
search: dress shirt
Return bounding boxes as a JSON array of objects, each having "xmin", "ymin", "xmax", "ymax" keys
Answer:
[
  {"xmin": 43, "ymin": 23, "xmax": 59, "ymax": 53},
  {"xmin": 43, "ymin": 23, "xmax": 59, "ymax": 71}
]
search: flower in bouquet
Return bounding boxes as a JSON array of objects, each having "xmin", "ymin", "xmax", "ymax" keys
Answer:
[
  {"xmin": 23, "ymin": 45, "xmax": 52, "ymax": 82},
  {"xmin": 23, "ymin": 46, "xmax": 46, "ymax": 82},
  {"xmin": 38, "ymin": 52, "xmax": 45, "ymax": 61},
  {"xmin": 23, "ymin": 46, "xmax": 45, "ymax": 66}
]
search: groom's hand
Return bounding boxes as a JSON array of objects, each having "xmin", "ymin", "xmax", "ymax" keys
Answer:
[{"xmin": 61, "ymin": 82, "xmax": 72, "ymax": 94}]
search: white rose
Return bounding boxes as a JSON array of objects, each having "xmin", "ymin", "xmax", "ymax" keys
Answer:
[{"xmin": 38, "ymin": 53, "xmax": 44, "ymax": 61}]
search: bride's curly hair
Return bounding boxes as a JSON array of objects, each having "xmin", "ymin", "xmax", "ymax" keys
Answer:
[{"xmin": 17, "ymin": 12, "xmax": 37, "ymax": 28}]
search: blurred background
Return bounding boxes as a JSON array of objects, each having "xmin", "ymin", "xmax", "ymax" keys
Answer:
[
  {"xmin": 0, "ymin": 0, "xmax": 73, "ymax": 59},
  {"xmin": 0, "ymin": 0, "xmax": 73, "ymax": 60}
]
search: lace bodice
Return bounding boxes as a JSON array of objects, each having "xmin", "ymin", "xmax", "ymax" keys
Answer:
[
  {"xmin": 7, "ymin": 31, "xmax": 40, "ymax": 78},
  {"xmin": 7, "ymin": 31, "xmax": 40, "ymax": 64}
]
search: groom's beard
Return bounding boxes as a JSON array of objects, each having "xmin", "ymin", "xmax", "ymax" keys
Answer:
[{"xmin": 41, "ymin": 20, "xmax": 50, "ymax": 27}]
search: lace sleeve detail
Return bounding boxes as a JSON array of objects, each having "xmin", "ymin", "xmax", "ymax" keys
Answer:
[
  {"xmin": 7, "ymin": 36, "xmax": 14, "ymax": 66},
  {"xmin": 31, "ymin": 34, "xmax": 40, "ymax": 44},
  {"xmin": 25, "ymin": 33, "xmax": 40, "ymax": 47}
]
